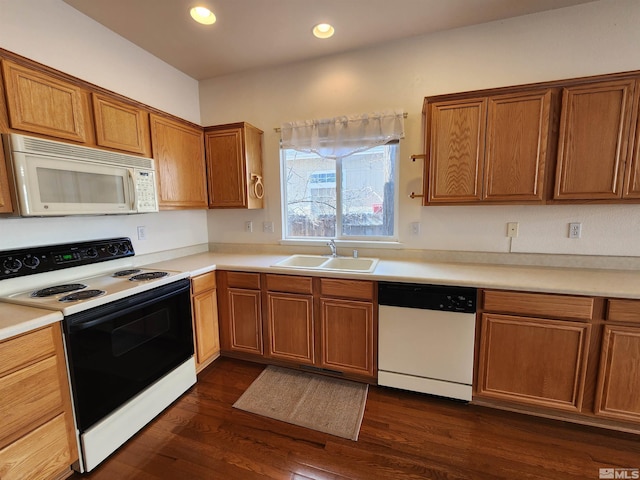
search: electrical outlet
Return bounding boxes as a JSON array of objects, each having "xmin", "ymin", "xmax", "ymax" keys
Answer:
[
  {"xmin": 507, "ymin": 222, "xmax": 519, "ymax": 238},
  {"xmin": 411, "ymin": 222, "xmax": 421, "ymax": 235},
  {"xmin": 263, "ymin": 221, "xmax": 274, "ymax": 233},
  {"xmin": 137, "ymin": 226, "xmax": 146, "ymax": 240},
  {"xmin": 569, "ymin": 222, "xmax": 582, "ymax": 239},
  {"xmin": 245, "ymin": 221, "xmax": 253, "ymax": 233}
]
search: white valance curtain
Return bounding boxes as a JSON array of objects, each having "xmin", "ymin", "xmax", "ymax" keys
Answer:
[{"xmin": 280, "ymin": 110, "xmax": 404, "ymax": 159}]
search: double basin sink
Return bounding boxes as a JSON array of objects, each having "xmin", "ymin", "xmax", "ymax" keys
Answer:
[{"xmin": 273, "ymin": 254, "xmax": 379, "ymax": 273}]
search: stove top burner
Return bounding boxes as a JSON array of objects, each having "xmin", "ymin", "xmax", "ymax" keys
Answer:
[
  {"xmin": 59, "ymin": 289, "xmax": 106, "ymax": 302},
  {"xmin": 113, "ymin": 269, "xmax": 142, "ymax": 277},
  {"xmin": 129, "ymin": 272, "xmax": 169, "ymax": 281},
  {"xmin": 31, "ymin": 283, "xmax": 87, "ymax": 297}
]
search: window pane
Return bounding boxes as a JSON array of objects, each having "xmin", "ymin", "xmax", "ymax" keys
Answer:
[
  {"xmin": 282, "ymin": 143, "xmax": 397, "ymax": 239},
  {"xmin": 341, "ymin": 144, "xmax": 396, "ymax": 237},
  {"xmin": 283, "ymin": 150, "xmax": 336, "ymax": 237}
]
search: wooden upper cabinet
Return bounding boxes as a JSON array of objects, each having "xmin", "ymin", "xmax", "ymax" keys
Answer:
[
  {"xmin": 2, "ymin": 59, "xmax": 90, "ymax": 143},
  {"xmin": 554, "ymin": 79, "xmax": 636, "ymax": 200},
  {"xmin": 484, "ymin": 90, "xmax": 552, "ymax": 202},
  {"xmin": 92, "ymin": 93, "xmax": 151, "ymax": 156},
  {"xmin": 205, "ymin": 122, "xmax": 264, "ymax": 209},
  {"xmin": 624, "ymin": 79, "xmax": 640, "ymax": 198},
  {"xmin": 425, "ymin": 90, "xmax": 553, "ymax": 205},
  {"xmin": 428, "ymin": 98, "xmax": 486, "ymax": 203},
  {"xmin": 149, "ymin": 114, "xmax": 207, "ymax": 210}
]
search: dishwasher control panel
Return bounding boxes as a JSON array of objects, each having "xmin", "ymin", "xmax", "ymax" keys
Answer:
[{"xmin": 378, "ymin": 282, "xmax": 476, "ymax": 313}]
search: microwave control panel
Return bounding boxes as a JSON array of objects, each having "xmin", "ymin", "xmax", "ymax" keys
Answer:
[{"xmin": 135, "ymin": 170, "xmax": 158, "ymax": 212}]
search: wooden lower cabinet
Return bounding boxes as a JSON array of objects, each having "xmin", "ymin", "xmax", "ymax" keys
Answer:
[
  {"xmin": 0, "ymin": 323, "xmax": 78, "ymax": 480},
  {"xmin": 266, "ymin": 292, "xmax": 314, "ymax": 364},
  {"xmin": 476, "ymin": 313, "xmax": 591, "ymax": 412},
  {"xmin": 320, "ymin": 297, "xmax": 375, "ymax": 377},
  {"xmin": 191, "ymin": 272, "xmax": 220, "ymax": 373}
]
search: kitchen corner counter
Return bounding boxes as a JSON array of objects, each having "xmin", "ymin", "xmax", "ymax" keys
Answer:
[
  {"xmin": 0, "ymin": 304, "xmax": 63, "ymax": 341},
  {"xmin": 144, "ymin": 252, "xmax": 640, "ymax": 300}
]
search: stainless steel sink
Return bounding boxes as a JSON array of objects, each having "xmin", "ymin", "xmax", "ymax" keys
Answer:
[{"xmin": 273, "ymin": 254, "xmax": 378, "ymax": 273}]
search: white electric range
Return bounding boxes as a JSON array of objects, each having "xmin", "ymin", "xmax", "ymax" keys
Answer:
[{"xmin": 0, "ymin": 237, "xmax": 196, "ymax": 473}]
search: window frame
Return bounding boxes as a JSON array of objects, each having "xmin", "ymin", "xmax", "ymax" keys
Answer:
[{"xmin": 280, "ymin": 141, "xmax": 400, "ymax": 242}]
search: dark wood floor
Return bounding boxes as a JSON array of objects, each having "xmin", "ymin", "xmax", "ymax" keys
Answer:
[{"xmin": 73, "ymin": 357, "xmax": 640, "ymax": 479}]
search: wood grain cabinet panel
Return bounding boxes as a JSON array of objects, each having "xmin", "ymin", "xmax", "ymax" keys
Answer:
[
  {"xmin": 625, "ymin": 79, "xmax": 640, "ymax": 198},
  {"xmin": 191, "ymin": 272, "xmax": 220, "ymax": 373},
  {"xmin": 266, "ymin": 292, "xmax": 315, "ymax": 364},
  {"xmin": 484, "ymin": 91, "xmax": 552, "ymax": 201},
  {"xmin": 150, "ymin": 113, "xmax": 207, "ymax": 209},
  {"xmin": 483, "ymin": 290, "xmax": 594, "ymax": 321},
  {"xmin": 477, "ymin": 313, "xmax": 591, "ymax": 412},
  {"xmin": 0, "ymin": 324, "xmax": 78, "ymax": 479},
  {"xmin": 320, "ymin": 298, "xmax": 375, "ymax": 377},
  {"xmin": 92, "ymin": 93, "xmax": 151, "ymax": 155},
  {"xmin": 554, "ymin": 79, "xmax": 636, "ymax": 199},
  {"xmin": 595, "ymin": 325, "xmax": 640, "ymax": 423},
  {"xmin": 2, "ymin": 59, "xmax": 89, "ymax": 142},
  {"xmin": 226, "ymin": 288, "xmax": 263, "ymax": 355},
  {"xmin": 205, "ymin": 122, "xmax": 264, "ymax": 209},
  {"xmin": 607, "ymin": 298, "xmax": 640, "ymax": 324},
  {"xmin": 428, "ymin": 98, "xmax": 486, "ymax": 203}
]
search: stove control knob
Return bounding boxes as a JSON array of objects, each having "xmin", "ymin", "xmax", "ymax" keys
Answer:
[
  {"xmin": 22, "ymin": 255, "xmax": 40, "ymax": 269},
  {"xmin": 107, "ymin": 244, "xmax": 119, "ymax": 256},
  {"xmin": 3, "ymin": 257, "xmax": 22, "ymax": 273},
  {"xmin": 85, "ymin": 248, "xmax": 98, "ymax": 258}
]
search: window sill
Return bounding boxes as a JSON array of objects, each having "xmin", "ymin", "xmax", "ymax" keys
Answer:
[{"xmin": 279, "ymin": 239, "xmax": 404, "ymax": 250}]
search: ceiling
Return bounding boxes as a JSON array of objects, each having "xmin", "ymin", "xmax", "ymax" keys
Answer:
[{"xmin": 63, "ymin": 0, "xmax": 597, "ymax": 81}]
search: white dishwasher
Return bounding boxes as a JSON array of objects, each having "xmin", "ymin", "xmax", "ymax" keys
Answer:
[{"xmin": 378, "ymin": 282, "xmax": 477, "ymax": 401}]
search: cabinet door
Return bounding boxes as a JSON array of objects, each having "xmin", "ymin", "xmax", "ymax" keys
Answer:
[
  {"xmin": 554, "ymin": 80, "xmax": 635, "ymax": 199},
  {"xmin": 428, "ymin": 98, "xmax": 486, "ymax": 203},
  {"xmin": 320, "ymin": 298, "xmax": 374, "ymax": 377},
  {"xmin": 2, "ymin": 60, "xmax": 89, "ymax": 143},
  {"xmin": 477, "ymin": 313, "xmax": 591, "ymax": 412},
  {"xmin": 92, "ymin": 93, "xmax": 151, "ymax": 155},
  {"xmin": 484, "ymin": 91, "xmax": 552, "ymax": 202},
  {"xmin": 595, "ymin": 325, "xmax": 640, "ymax": 423},
  {"xmin": 192, "ymin": 288, "xmax": 220, "ymax": 371},
  {"xmin": 624, "ymin": 80, "xmax": 640, "ymax": 198},
  {"xmin": 266, "ymin": 292, "xmax": 314, "ymax": 364},
  {"xmin": 227, "ymin": 288, "xmax": 263, "ymax": 355},
  {"xmin": 205, "ymin": 127, "xmax": 246, "ymax": 208},
  {"xmin": 150, "ymin": 114, "xmax": 207, "ymax": 209}
]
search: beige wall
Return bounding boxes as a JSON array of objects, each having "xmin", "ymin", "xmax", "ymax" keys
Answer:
[
  {"xmin": 200, "ymin": 0, "xmax": 640, "ymax": 257},
  {"xmin": 0, "ymin": 0, "xmax": 207, "ymax": 254}
]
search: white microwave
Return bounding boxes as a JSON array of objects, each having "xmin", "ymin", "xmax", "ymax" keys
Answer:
[{"xmin": 2, "ymin": 133, "xmax": 158, "ymax": 216}]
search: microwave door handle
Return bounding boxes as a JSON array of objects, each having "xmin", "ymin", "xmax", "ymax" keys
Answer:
[{"xmin": 128, "ymin": 169, "xmax": 137, "ymax": 211}]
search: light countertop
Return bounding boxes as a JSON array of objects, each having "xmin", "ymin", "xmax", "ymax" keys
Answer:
[
  {"xmin": 3, "ymin": 250, "xmax": 639, "ymax": 341},
  {"xmin": 0, "ymin": 304, "xmax": 63, "ymax": 341},
  {"xmin": 146, "ymin": 252, "xmax": 640, "ymax": 300}
]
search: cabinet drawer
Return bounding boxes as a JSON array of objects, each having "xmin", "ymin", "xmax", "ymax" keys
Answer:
[
  {"xmin": 0, "ymin": 326, "xmax": 56, "ymax": 377},
  {"xmin": 266, "ymin": 274, "xmax": 313, "ymax": 294},
  {"xmin": 191, "ymin": 271, "xmax": 217, "ymax": 294},
  {"xmin": 483, "ymin": 290, "xmax": 594, "ymax": 321},
  {"xmin": 0, "ymin": 356, "xmax": 64, "ymax": 447},
  {"xmin": 607, "ymin": 299, "xmax": 640, "ymax": 324},
  {"xmin": 0, "ymin": 413, "xmax": 74, "ymax": 480},
  {"xmin": 320, "ymin": 278, "xmax": 374, "ymax": 301},
  {"xmin": 226, "ymin": 272, "xmax": 261, "ymax": 289}
]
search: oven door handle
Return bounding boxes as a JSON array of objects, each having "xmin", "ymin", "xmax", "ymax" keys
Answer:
[{"xmin": 66, "ymin": 279, "xmax": 190, "ymax": 332}]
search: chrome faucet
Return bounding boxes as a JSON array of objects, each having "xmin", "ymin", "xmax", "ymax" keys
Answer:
[{"xmin": 327, "ymin": 239, "xmax": 337, "ymax": 257}]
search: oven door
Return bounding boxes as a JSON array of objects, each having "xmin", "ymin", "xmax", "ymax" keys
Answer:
[{"xmin": 64, "ymin": 279, "xmax": 193, "ymax": 431}]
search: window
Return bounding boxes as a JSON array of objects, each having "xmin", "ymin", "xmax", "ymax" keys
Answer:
[{"xmin": 282, "ymin": 142, "xmax": 398, "ymax": 240}]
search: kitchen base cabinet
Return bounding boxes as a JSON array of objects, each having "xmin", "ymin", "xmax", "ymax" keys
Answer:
[
  {"xmin": 476, "ymin": 313, "xmax": 591, "ymax": 412},
  {"xmin": 595, "ymin": 299, "xmax": 640, "ymax": 423},
  {"xmin": 191, "ymin": 272, "xmax": 220, "ymax": 373},
  {"xmin": 218, "ymin": 271, "xmax": 263, "ymax": 359},
  {"xmin": 0, "ymin": 323, "xmax": 78, "ymax": 480}
]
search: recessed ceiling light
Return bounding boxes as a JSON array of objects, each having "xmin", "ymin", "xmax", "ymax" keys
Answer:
[
  {"xmin": 190, "ymin": 6, "xmax": 216, "ymax": 25},
  {"xmin": 313, "ymin": 23, "xmax": 335, "ymax": 39}
]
